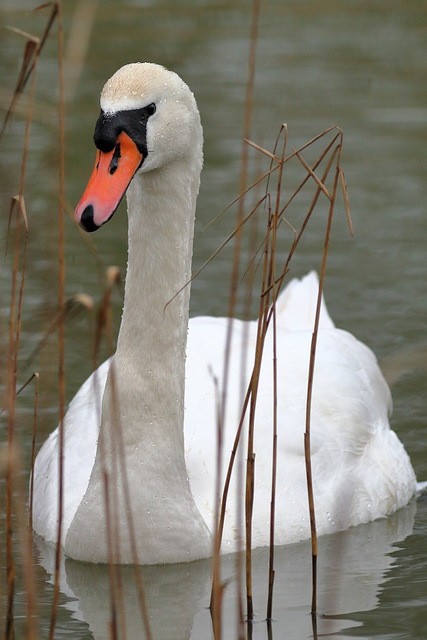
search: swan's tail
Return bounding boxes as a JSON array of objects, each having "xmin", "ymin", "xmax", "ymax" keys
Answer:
[
  {"xmin": 275, "ymin": 271, "xmax": 335, "ymax": 331},
  {"xmin": 416, "ymin": 481, "xmax": 427, "ymax": 496}
]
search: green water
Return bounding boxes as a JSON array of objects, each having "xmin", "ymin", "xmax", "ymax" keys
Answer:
[{"xmin": 0, "ymin": 0, "xmax": 426, "ymax": 638}]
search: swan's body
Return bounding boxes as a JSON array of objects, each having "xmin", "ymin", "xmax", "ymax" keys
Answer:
[{"xmin": 32, "ymin": 63, "xmax": 417, "ymax": 564}]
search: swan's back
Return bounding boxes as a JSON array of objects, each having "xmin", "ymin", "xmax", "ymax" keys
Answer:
[{"xmin": 184, "ymin": 273, "xmax": 416, "ymax": 547}]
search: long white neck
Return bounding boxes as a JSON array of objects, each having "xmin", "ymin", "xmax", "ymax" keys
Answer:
[
  {"xmin": 116, "ymin": 166, "xmax": 195, "ymax": 428},
  {"xmin": 65, "ymin": 149, "xmax": 212, "ymax": 564}
]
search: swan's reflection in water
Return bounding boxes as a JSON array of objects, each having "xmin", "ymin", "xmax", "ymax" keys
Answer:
[{"xmin": 34, "ymin": 501, "xmax": 416, "ymax": 640}]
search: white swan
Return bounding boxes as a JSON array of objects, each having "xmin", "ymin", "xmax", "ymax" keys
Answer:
[{"xmin": 32, "ymin": 63, "xmax": 417, "ymax": 565}]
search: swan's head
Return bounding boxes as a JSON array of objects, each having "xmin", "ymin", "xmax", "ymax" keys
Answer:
[{"xmin": 75, "ymin": 63, "xmax": 202, "ymax": 232}]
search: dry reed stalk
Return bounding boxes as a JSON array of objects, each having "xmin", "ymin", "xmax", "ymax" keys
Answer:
[
  {"xmin": 2, "ymin": 10, "xmax": 44, "ymax": 637},
  {"xmin": 90, "ymin": 272, "xmax": 152, "ymax": 640},
  {"xmin": 210, "ymin": 368, "xmax": 225, "ymax": 640},
  {"xmin": 259, "ymin": 136, "xmax": 340, "ymax": 310},
  {"xmin": 7, "ymin": 370, "xmax": 40, "ymax": 640},
  {"xmin": 238, "ymin": 151, "xmax": 264, "ymax": 636},
  {"xmin": 103, "ymin": 477, "xmax": 121, "ymax": 640},
  {"xmin": 92, "ymin": 267, "xmax": 122, "ymax": 367},
  {"xmin": 24, "ymin": 374, "xmax": 39, "ymax": 640},
  {"xmin": 339, "ymin": 167, "xmax": 353, "ymax": 236},
  {"xmin": 1, "ymin": 4, "xmax": 58, "ymax": 141},
  {"xmin": 25, "ymin": 294, "xmax": 94, "ymax": 367},
  {"xmin": 210, "ymin": 178, "xmax": 277, "ymax": 628},
  {"xmin": 89, "ymin": 351, "xmax": 128, "ymax": 639},
  {"xmin": 15, "ymin": 373, "xmax": 38, "ymax": 533},
  {"xmin": 7, "ymin": 373, "xmax": 39, "ymax": 640},
  {"xmin": 63, "ymin": 0, "xmax": 98, "ymax": 103},
  {"xmin": 244, "ymin": 219, "xmax": 270, "ymax": 622},
  {"xmin": 111, "ymin": 368, "xmax": 153, "ymax": 639},
  {"xmin": 266, "ymin": 126, "xmax": 288, "ymax": 621},
  {"xmin": 5, "ymin": 177, "xmax": 30, "ymax": 640},
  {"xmin": 5, "ymin": 221, "xmax": 19, "ymax": 640},
  {"xmin": 47, "ymin": 2, "xmax": 66, "ymax": 637},
  {"xmin": 245, "ymin": 130, "xmax": 285, "ymax": 623},
  {"xmin": 242, "ymin": 149, "xmax": 279, "ymax": 624},
  {"xmin": 87, "ymin": 332, "xmax": 128, "ymax": 640},
  {"xmin": 210, "ymin": 0, "xmax": 261, "ymax": 634},
  {"xmin": 283, "ymin": 132, "xmax": 343, "ymax": 618}
]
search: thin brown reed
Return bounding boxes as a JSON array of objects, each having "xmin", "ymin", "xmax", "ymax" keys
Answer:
[
  {"xmin": 109, "ymin": 365, "xmax": 153, "ymax": 639},
  {"xmin": 5, "ymin": 205, "xmax": 24, "ymax": 639},
  {"xmin": 92, "ymin": 267, "xmax": 122, "ymax": 367},
  {"xmin": 266, "ymin": 126, "xmax": 288, "ymax": 621},
  {"xmin": 0, "ymin": 5, "xmax": 58, "ymax": 141},
  {"xmin": 210, "ymin": 1, "xmax": 261, "ymax": 634},
  {"xmin": 90, "ymin": 269, "xmax": 152, "ymax": 639},
  {"xmin": 3, "ymin": 15, "xmax": 37, "ymax": 637},
  {"xmin": 47, "ymin": 4, "xmax": 66, "ymax": 639},
  {"xmin": 25, "ymin": 294, "xmax": 94, "ymax": 367}
]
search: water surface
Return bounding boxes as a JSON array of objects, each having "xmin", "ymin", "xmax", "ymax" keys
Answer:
[{"xmin": 0, "ymin": 0, "xmax": 426, "ymax": 638}]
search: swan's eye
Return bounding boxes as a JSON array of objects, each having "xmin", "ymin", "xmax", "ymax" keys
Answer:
[
  {"xmin": 146, "ymin": 103, "xmax": 156, "ymax": 116},
  {"xmin": 109, "ymin": 143, "xmax": 121, "ymax": 175}
]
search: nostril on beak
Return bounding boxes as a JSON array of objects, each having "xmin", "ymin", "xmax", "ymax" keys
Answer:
[{"xmin": 80, "ymin": 204, "xmax": 99, "ymax": 232}]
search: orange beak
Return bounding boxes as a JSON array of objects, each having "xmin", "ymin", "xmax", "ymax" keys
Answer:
[{"xmin": 75, "ymin": 131, "xmax": 144, "ymax": 231}]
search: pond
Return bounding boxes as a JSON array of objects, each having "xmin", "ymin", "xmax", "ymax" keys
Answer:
[{"xmin": 0, "ymin": 0, "xmax": 426, "ymax": 638}]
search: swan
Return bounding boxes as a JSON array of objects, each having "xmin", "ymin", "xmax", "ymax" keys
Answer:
[{"xmin": 32, "ymin": 62, "xmax": 418, "ymax": 565}]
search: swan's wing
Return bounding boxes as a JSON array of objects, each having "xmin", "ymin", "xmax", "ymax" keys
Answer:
[
  {"xmin": 184, "ymin": 316, "xmax": 257, "ymax": 542},
  {"xmin": 32, "ymin": 358, "xmax": 111, "ymax": 543},
  {"xmin": 184, "ymin": 316, "xmax": 416, "ymax": 549},
  {"xmin": 275, "ymin": 271, "xmax": 335, "ymax": 330},
  {"xmin": 302, "ymin": 328, "xmax": 416, "ymax": 530}
]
